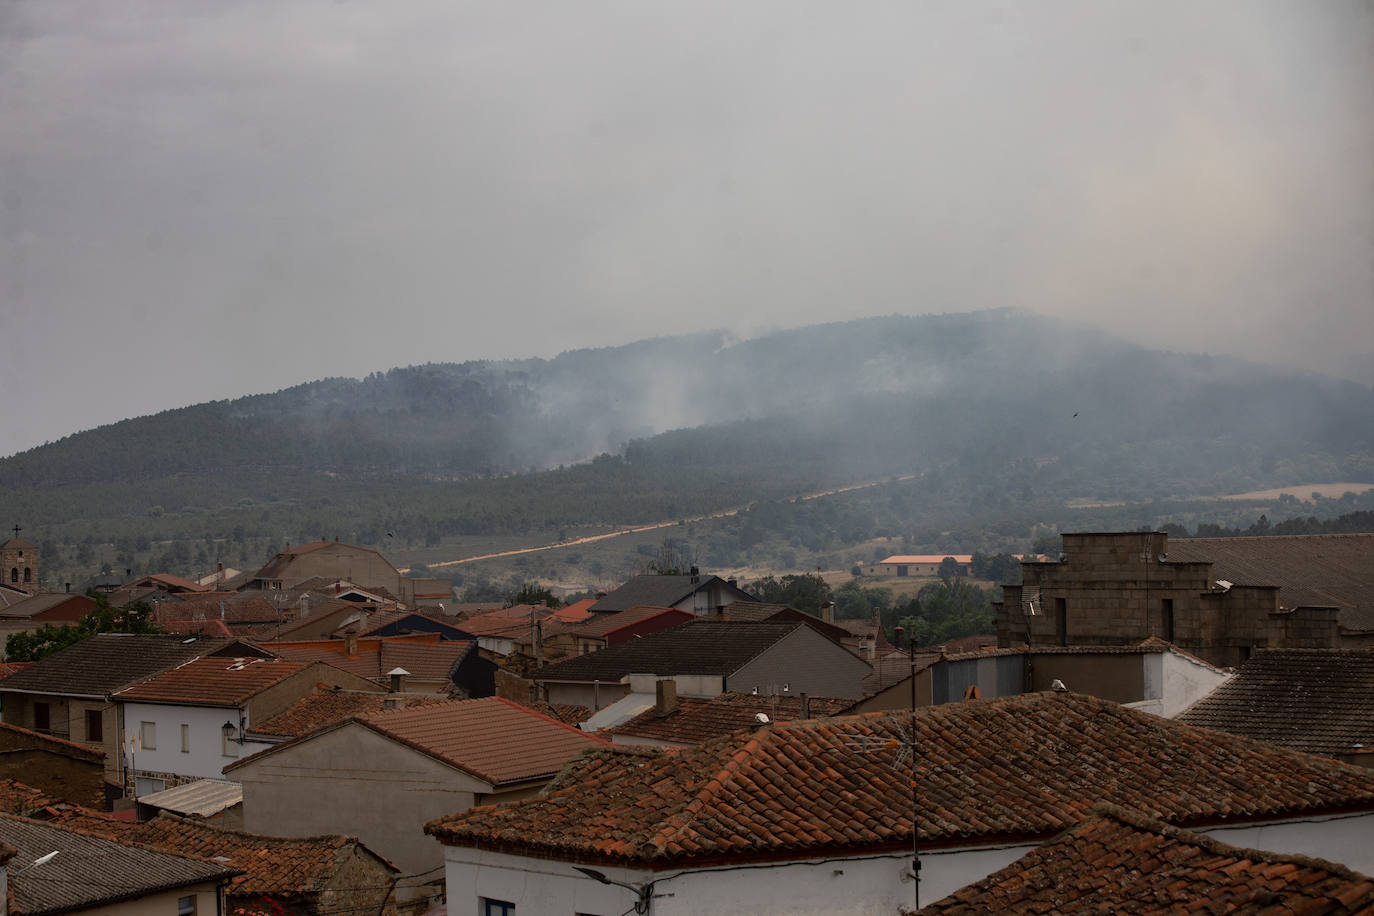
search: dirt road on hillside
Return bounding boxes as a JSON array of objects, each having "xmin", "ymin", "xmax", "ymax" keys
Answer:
[{"xmin": 400, "ymin": 474, "xmax": 916, "ymax": 571}]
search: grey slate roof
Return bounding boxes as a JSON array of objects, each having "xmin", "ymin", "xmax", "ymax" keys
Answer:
[
  {"xmin": 1168, "ymin": 533, "xmax": 1374, "ymax": 630},
  {"xmin": 0, "ymin": 634, "xmax": 263, "ymax": 698},
  {"xmin": 534, "ymin": 620, "xmax": 804, "ymax": 681},
  {"xmin": 718, "ymin": 601, "xmax": 852, "ymax": 642},
  {"xmin": 1177, "ymin": 647, "xmax": 1374, "ymax": 759},
  {"xmin": 588, "ymin": 574, "xmax": 755, "ymax": 614},
  {"xmin": 0, "ymin": 812, "xmax": 239, "ymax": 914}
]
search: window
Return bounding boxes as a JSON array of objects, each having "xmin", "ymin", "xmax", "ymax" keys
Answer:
[
  {"xmin": 140, "ymin": 721, "xmax": 157, "ymax": 750},
  {"xmin": 1162, "ymin": 598, "xmax": 1175, "ymax": 643},
  {"xmin": 1054, "ymin": 597, "xmax": 1068, "ymax": 647},
  {"xmin": 34, "ymin": 702, "xmax": 50, "ymax": 732},
  {"xmin": 86, "ymin": 709, "xmax": 103, "ymax": 742},
  {"xmin": 482, "ymin": 899, "xmax": 516, "ymax": 916},
  {"xmin": 135, "ymin": 776, "xmax": 164, "ymax": 796},
  {"xmin": 177, "ymin": 895, "xmax": 197, "ymax": 916},
  {"xmin": 8, "ymin": 568, "xmax": 15, "ymax": 583},
  {"xmin": 22, "ymin": 567, "xmax": 31, "ymax": 583},
  {"xmin": 181, "ymin": 723, "xmax": 190, "ymax": 753},
  {"xmin": 222, "ymin": 725, "xmax": 239, "ymax": 758}
]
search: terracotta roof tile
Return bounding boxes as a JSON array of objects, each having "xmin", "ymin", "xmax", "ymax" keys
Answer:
[
  {"xmin": 354, "ymin": 697, "xmax": 609, "ymax": 785},
  {"xmin": 1178, "ymin": 648, "xmax": 1374, "ymax": 758},
  {"xmin": 270, "ymin": 633, "xmax": 472, "ymax": 682},
  {"xmin": 919, "ymin": 805, "xmax": 1374, "ymax": 913},
  {"xmin": 115, "ymin": 657, "xmax": 314, "ymax": 707},
  {"xmin": 250, "ymin": 690, "xmax": 450, "ymax": 738},
  {"xmin": 0, "ymin": 634, "xmax": 258, "ymax": 698},
  {"xmin": 565, "ymin": 605, "xmax": 692, "ymax": 639},
  {"xmin": 427, "ymin": 692, "xmax": 1374, "ymax": 867},
  {"xmin": 43, "ymin": 808, "xmax": 394, "ymax": 898},
  {"xmin": 0, "ymin": 721, "xmax": 105, "ymax": 763},
  {"xmin": 608, "ymin": 693, "xmax": 851, "ymax": 745}
]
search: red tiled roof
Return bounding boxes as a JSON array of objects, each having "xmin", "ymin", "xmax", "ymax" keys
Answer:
[
  {"xmin": 250, "ymin": 690, "xmax": 448, "ymax": 738},
  {"xmin": 458, "ymin": 608, "xmax": 571, "ymax": 640},
  {"xmin": 427, "ymin": 692, "xmax": 1374, "ymax": 867},
  {"xmin": 356, "ymin": 697, "xmax": 609, "ymax": 785},
  {"xmin": 44, "ymin": 809, "xmax": 395, "ymax": 898},
  {"xmin": 271, "ymin": 634, "xmax": 472, "ymax": 682},
  {"xmin": 566, "ymin": 605, "xmax": 690, "ymax": 640},
  {"xmin": 0, "ymin": 722, "xmax": 105, "ymax": 763},
  {"xmin": 115, "ymin": 657, "xmax": 313, "ymax": 707},
  {"xmin": 919, "ymin": 804, "xmax": 1374, "ymax": 913},
  {"xmin": 237, "ymin": 697, "xmax": 608, "ymax": 786},
  {"xmin": 607, "ymin": 693, "xmax": 851, "ymax": 745},
  {"xmin": 553, "ymin": 599, "xmax": 596, "ymax": 623},
  {"xmin": 0, "ymin": 780, "xmax": 59, "ymax": 817},
  {"xmin": 879, "ymin": 555, "xmax": 973, "ymax": 564},
  {"xmin": 136, "ymin": 572, "xmax": 210, "ymax": 592},
  {"xmin": 0, "ymin": 661, "xmax": 31, "ymax": 680},
  {"xmin": 156, "ymin": 595, "xmax": 283, "ymax": 624}
]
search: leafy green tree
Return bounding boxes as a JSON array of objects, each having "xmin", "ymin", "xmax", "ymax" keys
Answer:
[
  {"xmin": 5, "ymin": 593, "xmax": 160, "ymax": 662},
  {"xmin": 505, "ymin": 583, "xmax": 561, "ymax": 609},
  {"xmin": 747, "ymin": 573, "xmax": 832, "ymax": 614}
]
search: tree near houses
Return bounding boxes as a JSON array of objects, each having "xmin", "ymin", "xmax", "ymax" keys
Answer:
[{"xmin": 5, "ymin": 592, "xmax": 160, "ymax": 661}]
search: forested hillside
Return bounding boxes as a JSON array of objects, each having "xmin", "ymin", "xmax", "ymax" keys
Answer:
[{"xmin": 4, "ymin": 310, "xmax": 1373, "ymax": 589}]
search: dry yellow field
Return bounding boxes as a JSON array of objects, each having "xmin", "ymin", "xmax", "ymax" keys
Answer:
[{"xmin": 1220, "ymin": 482, "xmax": 1374, "ymax": 501}]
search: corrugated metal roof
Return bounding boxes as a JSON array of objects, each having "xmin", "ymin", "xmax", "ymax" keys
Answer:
[{"xmin": 139, "ymin": 779, "xmax": 243, "ymax": 817}]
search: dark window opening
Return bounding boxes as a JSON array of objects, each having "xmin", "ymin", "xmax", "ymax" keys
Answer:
[
  {"xmin": 1162, "ymin": 598, "xmax": 1175, "ymax": 643},
  {"xmin": 87, "ymin": 709, "xmax": 103, "ymax": 742},
  {"xmin": 1055, "ymin": 597, "xmax": 1068, "ymax": 647},
  {"xmin": 34, "ymin": 702, "xmax": 50, "ymax": 732}
]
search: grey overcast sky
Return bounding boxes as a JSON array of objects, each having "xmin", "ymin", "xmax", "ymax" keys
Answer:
[{"xmin": 2, "ymin": 1, "xmax": 1371, "ymax": 459}]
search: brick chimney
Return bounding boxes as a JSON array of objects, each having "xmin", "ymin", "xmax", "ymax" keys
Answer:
[
  {"xmin": 655, "ymin": 678, "xmax": 678, "ymax": 716},
  {"xmin": 345, "ymin": 631, "xmax": 358, "ymax": 656},
  {"xmin": 388, "ymin": 667, "xmax": 409, "ymax": 693},
  {"xmin": 822, "ymin": 601, "xmax": 835, "ymax": 624}
]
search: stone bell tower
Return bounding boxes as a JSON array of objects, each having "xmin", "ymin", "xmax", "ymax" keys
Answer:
[{"xmin": 1, "ymin": 527, "xmax": 39, "ymax": 595}]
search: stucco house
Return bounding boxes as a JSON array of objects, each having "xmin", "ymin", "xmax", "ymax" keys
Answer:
[
  {"xmin": 113, "ymin": 656, "xmax": 383, "ymax": 795},
  {"xmin": 0, "ymin": 634, "xmax": 271, "ymax": 802},
  {"xmin": 427, "ymin": 691, "xmax": 1374, "ymax": 915},
  {"xmin": 224, "ymin": 697, "xmax": 608, "ymax": 903}
]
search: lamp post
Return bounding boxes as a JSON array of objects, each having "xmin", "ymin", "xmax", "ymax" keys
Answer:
[{"xmin": 573, "ymin": 866, "xmax": 655, "ymax": 914}]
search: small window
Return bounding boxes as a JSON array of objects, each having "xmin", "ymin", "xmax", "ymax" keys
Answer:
[
  {"xmin": 482, "ymin": 899, "xmax": 516, "ymax": 916},
  {"xmin": 86, "ymin": 709, "xmax": 103, "ymax": 742},
  {"xmin": 34, "ymin": 702, "xmax": 50, "ymax": 732},
  {"xmin": 8, "ymin": 568, "xmax": 16, "ymax": 584},
  {"xmin": 135, "ymin": 776, "xmax": 164, "ymax": 796},
  {"xmin": 140, "ymin": 721, "xmax": 157, "ymax": 750},
  {"xmin": 181, "ymin": 723, "xmax": 190, "ymax": 753},
  {"xmin": 177, "ymin": 895, "xmax": 197, "ymax": 916},
  {"xmin": 222, "ymin": 725, "xmax": 239, "ymax": 758},
  {"xmin": 22, "ymin": 567, "xmax": 31, "ymax": 583}
]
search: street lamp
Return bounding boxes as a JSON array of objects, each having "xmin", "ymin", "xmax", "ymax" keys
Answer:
[{"xmin": 573, "ymin": 866, "xmax": 654, "ymax": 914}]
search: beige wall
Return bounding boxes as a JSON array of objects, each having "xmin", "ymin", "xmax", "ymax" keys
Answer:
[
  {"xmin": 85, "ymin": 884, "xmax": 221, "ymax": 915},
  {"xmin": 729, "ymin": 627, "xmax": 872, "ymax": 700},
  {"xmin": 2, "ymin": 694, "xmax": 121, "ymax": 786},
  {"xmin": 244, "ymin": 662, "xmax": 384, "ymax": 725},
  {"xmin": 229, "ymin": 722, "xmax": 491, "ymax": 876}
]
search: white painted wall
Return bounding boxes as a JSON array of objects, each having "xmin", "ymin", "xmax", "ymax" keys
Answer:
[
  {"xmin": 1158, "ymin": 651, "xmax": 1231, "ymax": 717},
  {"xmin": 120, "ymin": 701, "xmax": 272, "ymax": 782},
  {"xmin": 1198, "ymin": 810, "xmax": 1374, "ymax": 876},
  {"xmin": 442, "ymin": 846, "xmax": 922, "ymax": 916},
  {"xmin": 440, "ymin": 810, "xmax": 1374, "ymax": 914}
]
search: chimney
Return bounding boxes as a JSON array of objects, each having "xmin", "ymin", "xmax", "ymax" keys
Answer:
[
  {"xmin": 800, "ymin": 692, "xmax": 810, "ymax": 720},
  {"xmin": 689, "ymin": 565, "xmax": 699, "ymax": 584},
  {"xmin": 388, "ymin": 667, "xmax": 409, "ymax": 693},
  {"xmin": 822, "ymin": 601, "xmax": 835, "ymax": 624},
  {"xmin": 384, "ymin": 695, "xmax": 404, "ymax": 710},
  {"xmin": 655, "ymin": 678, "xmax": 679, "ymax": 716},
  {"xmin": 727, "ymin": 577, "xmax": 737, "ymax": 588},
  {"xmin": 345, "ymin": 631, "xmax": 358, "ymax": 656}
]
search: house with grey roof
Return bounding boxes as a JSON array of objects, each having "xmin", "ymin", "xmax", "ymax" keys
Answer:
[
  {"xmin": 1178, "ymin": 647, "xmax": 1374, "ymax": 766},
  {"xmin": 0, "ymin": 811, "xmax": 239, "ymax": 914},
  {"xmin": 587, "ymin": 570, "xmax": 757, "ymax": 615},
  {"xmin": 0, "ymin": 634, "xmax": 270, "ymax": 799},
  {"xmin": 533, "ymin": 619, "xmax": 872, "ymax": 710}
]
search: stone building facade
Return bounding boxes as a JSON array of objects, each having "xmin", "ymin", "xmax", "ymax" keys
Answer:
[
  {"xmin": 996, "ymin": 532, "xmax": 1371, "ymax": 668},
  {"xmin": 0, "ymin": 537, "xmax": 38, "ymax": 595}
]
